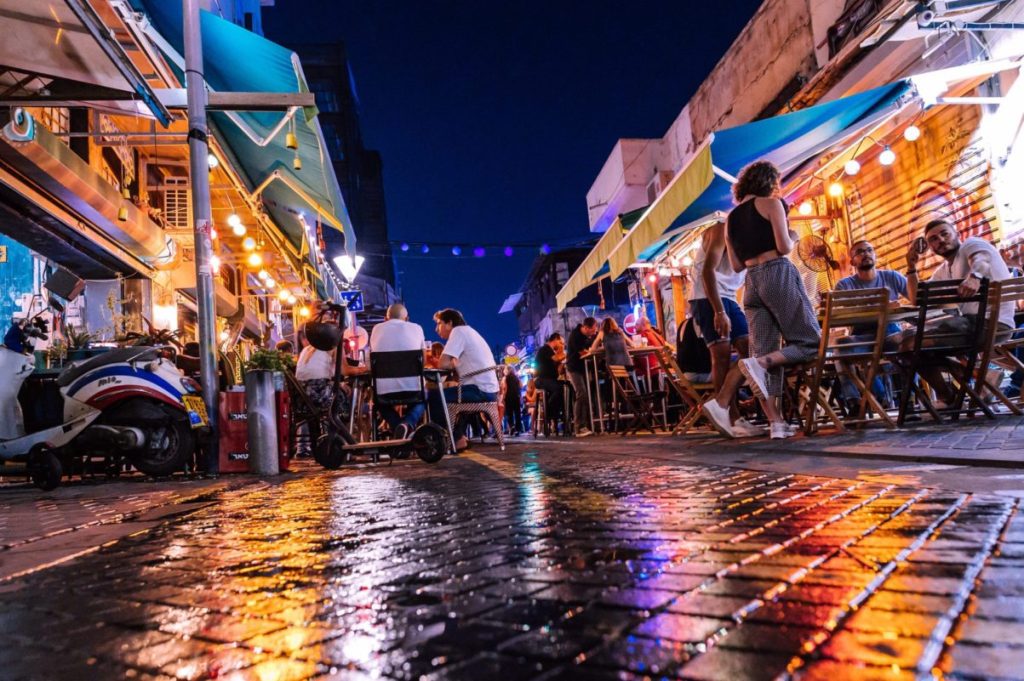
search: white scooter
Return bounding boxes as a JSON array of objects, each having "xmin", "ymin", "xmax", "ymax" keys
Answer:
[{"xmin": 0, "ymin": 314, "xmax": 208, "ymax": 490}]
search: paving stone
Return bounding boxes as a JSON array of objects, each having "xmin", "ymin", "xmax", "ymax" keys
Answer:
[{"xmin": 948, "ymin": 642, "xmax": 1024, "ymax": 680}]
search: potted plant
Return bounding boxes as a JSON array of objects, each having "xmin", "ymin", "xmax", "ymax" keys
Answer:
[
  {"xmin": 242, "ymin": 348, "xmax": 293, "ymax": 476},
  {"xmin": 46, "ymin": 340, "xmax": 67, "ymax": 368},
  {"xmin": 66, "ymin": 326, "xmax": 100, "ymax": 362}
]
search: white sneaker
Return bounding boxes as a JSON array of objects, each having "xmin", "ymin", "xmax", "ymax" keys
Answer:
[
  {"xmin": 701, "ymin": 400, "xmax": 736, "ymax": 437},
  {"xmin": 576, "ymin": 428, "xmax": 593, "ymax": 438},
  {"xmin": 738, "ymin": 358, "xmax": 769, "ymax": 400},
  {"xmin": 769, "ymin": 422, "xmax": 795, "ymax": 439},
  {"xmin": 732, "ymin": 418, "xmax": 767, "ymax": 437}
]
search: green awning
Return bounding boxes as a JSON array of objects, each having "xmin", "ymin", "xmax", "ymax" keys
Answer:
[{"xmin": 132, "ymin": 1, "xmax": 356, "ymax": 260}]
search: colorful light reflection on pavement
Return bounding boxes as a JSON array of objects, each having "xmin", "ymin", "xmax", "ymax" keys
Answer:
[{"xmin": 0, "ymin": 447, "xmax": 1021, "ymax": 680}]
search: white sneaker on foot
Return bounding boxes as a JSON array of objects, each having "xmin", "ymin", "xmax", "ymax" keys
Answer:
[
  {"xmin": 738, "ymin": 358, "xmax": 769, "ymax": 400},
  {"xmin": 769, "ymin": 422, "xmax": 795, "ymax": 439},
  {"xmin": 732, "ymin": 418, "xmax": 767, "ymax": 437},
  {"xmin": 701, "ymin": 400, "xmax": 736, "ymax": 437},
  {"xmin": 576, "ymin": 428, "xmax": 593, "ymax": 438}
]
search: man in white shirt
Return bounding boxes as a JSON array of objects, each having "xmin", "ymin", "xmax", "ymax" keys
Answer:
[
  {"xmin": 430, "ymin": 308, "xmax": 499, "ymax": 451},
  {"xmin": 369, "ymin": 303, "xmax": 426, "ymax": 439},
  {"xmin": 904, "ymin": 219, "xmax": 1015, "ymax": 405}
]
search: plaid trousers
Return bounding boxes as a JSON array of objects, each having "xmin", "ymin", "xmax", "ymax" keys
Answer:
[{"xmin": 743, "ymin": 258, "xmax": 821, "ymax": 396}]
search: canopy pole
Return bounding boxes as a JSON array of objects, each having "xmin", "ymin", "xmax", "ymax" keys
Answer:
[
  {"xmin": 712, "ymin": 165, "xmax": 739, "ymax": 184},
  {"xmin": 184, "ymin": 0, "xmax": 220, "ymax": 474}
]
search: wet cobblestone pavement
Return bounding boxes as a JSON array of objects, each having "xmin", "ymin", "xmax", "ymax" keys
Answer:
[{"xmin": 2, "ymin": 448, "xmax": 1023, "ymax": 680}]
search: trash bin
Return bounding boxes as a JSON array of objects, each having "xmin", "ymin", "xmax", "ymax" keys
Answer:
[
  {"xmin": 276, "ymin": 387, "xmax": 291, "ymax": 471},
  {"xmin": 218, "ymin": 388, "xmax": 250, "ymax": 473},
  {"xmin": 245, "ymin": 369, "xmax": 279, "ymax": 475}
]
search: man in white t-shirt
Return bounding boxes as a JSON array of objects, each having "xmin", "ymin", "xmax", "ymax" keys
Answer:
[
  {"xmin": 369, "ymin": 303, "xmax": 426, "ymax": 439},
  {"xmin": 430, "ymin": 308, "xmax": 499, "ymax": 451},
  {"xmin": 904, "ymin": 219, "xmax": 1015, "ymax": 405}
]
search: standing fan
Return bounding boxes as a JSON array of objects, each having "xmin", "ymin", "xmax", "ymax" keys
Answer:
[{"xmin": 796, "ymin": 235, "xmax": 840, "ymax": 288}]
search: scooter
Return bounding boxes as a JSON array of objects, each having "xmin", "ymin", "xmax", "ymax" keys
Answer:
[{"xmin": 0, "ymin": 313, "xmax": 208, "ymax": 490}]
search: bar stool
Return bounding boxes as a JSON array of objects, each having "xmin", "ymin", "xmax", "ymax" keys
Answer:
[{"xmin": 531, "ymin": 389, "xmax": 548, "ymax": 436}]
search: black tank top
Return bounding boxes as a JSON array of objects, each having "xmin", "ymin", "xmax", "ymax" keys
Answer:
[{"xmin": 727, "ymin": 199, "xmax": 782, "ymax": 263}]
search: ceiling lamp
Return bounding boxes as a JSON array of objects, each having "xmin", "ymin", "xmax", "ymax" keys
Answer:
[
  {"xmin": 879, "ymin": 146, "xmax": 896, "ymax": 166},
  {"xmin": 798, "ymin": 200, "xmax": 813, "ymax": 216},
  {"xmin": 843, "ymin": 159, "xmax": 861, "ymax": 176},
  {"xmin": 247, "ymin": 252, "xmax": 263, "ymax": 268},
  {"xmin": 242, "ymin": 236, "xmax": 257, "ymax": 251},
  {"xmin": 278, "ymin": 290, "xmax": 290, "ymax": 301},
  {"xmin": 903, "ymin": 124, "xmax": 921, "ymax": 142},
  {"xmin": 207, "ymin": 155, "xmax": 219, "ymax": 170},
  {"xmin": 257, "ymin": 269, "xmax": 269, "ymax": 280},
  {"xmin": 828, "ymin": 182, "xmax": 844, "ymax": 198}
]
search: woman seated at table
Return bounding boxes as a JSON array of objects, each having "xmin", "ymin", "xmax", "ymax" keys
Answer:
[{"xmin": 587, "ymin": 317, "xmax": 639, "ymax": 386}]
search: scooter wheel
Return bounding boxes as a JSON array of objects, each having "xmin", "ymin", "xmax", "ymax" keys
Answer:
[
  {"xmin": 28, "ymin": 448, "xmax": 62, "ymax": 491},
  {"xmin": 314, "ymin": 433, "xmax": 350, "ymax": 470},
  {"xmin": 411, "ymin": 423, "xmax": 447, "ymax": 464}
]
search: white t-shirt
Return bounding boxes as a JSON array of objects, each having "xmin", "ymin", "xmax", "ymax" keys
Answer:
[
  {"xmin": 295, "ymin": 346, "xmax": 334, "ymax": 381},
  {"xmin": 442, "ymin": 325, "xmax": 499, "ymax": 394},
  {"xmin": 689, "ymin": 239, "xmax": 745, "ymax": 302},
  {"xmin": 929, "ymin": 237, "xmax": 1015, "ymax": 329},
  {"xmin": 369, "ymin": 319, "xmax": 425, "ymax": 394}
]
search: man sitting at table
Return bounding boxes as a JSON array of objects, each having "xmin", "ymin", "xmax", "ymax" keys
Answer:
[
  {"xmin": 688, "ymin": 221, "xmax": 763, "ymax": 436},
  {"xmin": 832, "ymin": 239, "xmax": 909, "ymax": 412},
  {"xmin": 430, "ymin": 308, "xmax": 500, "ymax": 451},
  {"xmin": 368, "ymin": 303, "xmax": 426, "ymax": 440},
  {"xmin": 903, "ymin": 219, "xmax": 1016, "ymax": 407},
  {"xmin": 535, "ymin": 333, "xmax": 566, "ymax": 425}
]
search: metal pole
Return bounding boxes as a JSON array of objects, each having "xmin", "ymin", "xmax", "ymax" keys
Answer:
[{"xmin": 183, "ymin": 0, "xmax": 219, "ymax": 473}]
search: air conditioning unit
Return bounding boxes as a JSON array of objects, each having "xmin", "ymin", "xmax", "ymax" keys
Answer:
[{"xmin": 646, "ymin": 170, "xmax": 675, "ymax": 204}]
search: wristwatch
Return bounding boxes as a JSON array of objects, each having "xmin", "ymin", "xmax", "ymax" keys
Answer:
[{"xmin": 968, "ymin": 270, "xmax": 986, "ymax": 281}]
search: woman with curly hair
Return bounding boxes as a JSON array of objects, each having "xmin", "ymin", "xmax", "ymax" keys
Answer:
[{"xmin": 700, "ymin": 160, "xmax": 820, "ymax": 440}]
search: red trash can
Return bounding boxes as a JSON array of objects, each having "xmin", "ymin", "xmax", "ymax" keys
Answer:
[{"xmin": 218, "ymin": 389, "xmax": 251, "ymax": 473}]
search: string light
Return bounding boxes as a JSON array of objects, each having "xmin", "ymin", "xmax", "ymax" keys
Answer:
[
  {"xmin": 208, "ymin": 155, "xmax": 219, "ymax": 170},
  {"xmin": 681, "ymin": 255, "xmax": 694, "ymax": 267},
  {"xmin": 278, "ymin": 290, "xmax": 290, "ymax": 301},
  {"xmin": 844, "ymin": 159, "xmax": 861, "ymax": 176},
  {"xmin": 400, "ymin": 242, "xmax": 409, "ymax": 252},
  {"xmin": 265, "ymin": 278, "xmax": 276, "ymax": 289},
  {"xmin": 451, "ymin": 245, "xmax": 461, "ymax": 256},
  {"xmin": 903, "ymin": 124, "xmax": 921, "ymax": 142},
  {"xmin": 799, "ymin": 201, "xmax": 813, "ymax": 216},
  {"xmin": 828, "ymin": 182, "xmax": 844, "ymax": 197},
  {"xmin": 421, "ymin": 244, "xmax": 430, "ymax": 254},
  {"xmin": 473, "ymin": 246, "xmax": 486, "ymax": 258},
  {"xmin": 242, "ymin": 237, "xmax": 257, "ymax": 251},
  {"xmin": 247, "ymin": 252, "xmax": 263, "ymax": 267},
  {"xmin": 298, "ymin": 305, "xmax": 311, "ymax": 318},
  {"xmin": 504, "ymin": 246, "xmax": 514, "ymax": 257},
  {"xmin": 879, "ymin": 146, "xmax": 896, "ymax": 166},
  {"xmin": 211, "ymin": 255, "xmax": 221, "ymax": 272},
  {"xmin": 257, "ymin": 269, "xmax": 269, "ymax": 280},
  {"xmin": 210, "ymin": 228, "xmax": 218, "ymax": 240}
]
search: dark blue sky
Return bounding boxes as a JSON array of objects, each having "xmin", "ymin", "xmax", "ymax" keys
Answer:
[{"xmin": 264, "ymin": 1, "xmax": 763, "ymax": 346}]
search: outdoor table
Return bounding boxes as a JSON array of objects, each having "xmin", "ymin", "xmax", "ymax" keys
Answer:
[{"xmin": 581, "ymin": 347, "xmax": 662, "ymax": 433}]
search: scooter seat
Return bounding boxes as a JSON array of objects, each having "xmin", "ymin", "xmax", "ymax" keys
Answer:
[{"xmin": 57, "ymin": 347, "xmax": 161, "ymax": 388}]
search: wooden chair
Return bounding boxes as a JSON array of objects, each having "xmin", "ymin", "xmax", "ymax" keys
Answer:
[
  {"xmin": 607, "ymin": 365, "xmax": 663, "ymax": 436},
  {"xmin": 531, "ymin": 388, "xmax": 548, "ymax": 437},
  {"xmin": 974, "ymin": 277, "xmax": 1024, "ymax": 415},
  {"xmin": 653, "ymin": 346, "xmax": 715, "ymax": 434},
  {"xmin": 803, "ymin": 288, "xmax": 894, "ymax": 434},
  {"xmin": 896, "ymin": 278, "xmax": 991, "ymax": 425}
]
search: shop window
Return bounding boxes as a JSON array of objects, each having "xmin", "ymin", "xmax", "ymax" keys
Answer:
[{"xmin": 35, "ymin": 107, "xmax": 70, "ymax": 137}]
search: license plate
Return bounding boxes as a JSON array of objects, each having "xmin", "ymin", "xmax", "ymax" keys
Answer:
[{"xmin": 182, "ymin": 395, "xmax": 209, "ymax": 428}]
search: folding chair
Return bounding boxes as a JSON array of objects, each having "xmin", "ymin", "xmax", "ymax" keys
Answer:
[
  {"xmin": 974, "ymin": 277, "xmax": 1024, "ymax": 415},
  {"xmin": 607, "ymin": 365, "xmax": 663, "ymax": 436},
  {"xmin": 445, "ymin": 366, "xmax": 505, "ymax": 451},
  {"xmin": 803, "ymin": 288, "xmax": 893, "ymax": 434},
  {"xmin": 653, "ymin": 346, "xmax": 715, "ymax": 434},
  {"xmin": 896, "ymin": 278, "xmax": 991, "ymax": 426},
  {"xmin": 370, "ymin": 349, "xmax": 428, "ymax": 444}
]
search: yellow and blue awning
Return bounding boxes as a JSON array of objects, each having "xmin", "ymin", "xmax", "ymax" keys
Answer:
[
  {"xmin": 603, "ymin": 81, "xmax": 912, "ymax": 279},
  {"xmin": 132, "ymin": 1, "xmax": 356, "ymax": 259},
  {"xmin": 555, "ymin": 206, "xmax": 646, "ymax": 311}
]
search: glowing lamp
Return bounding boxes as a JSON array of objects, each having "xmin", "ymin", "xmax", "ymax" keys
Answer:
[
  {"xmin": 257, "ymin": 269, "xmax": 269, "ymax": 280},
  {"xmin": 333, "ymin": 254, "xmax": 365, "ymax": 283},
  {"xmin": 421, "ymin": 244, "xmax": 430, "ymax": 254},
  {"xmin": 452, "ymin": 246, "xmax": 462, "ymax": 256},
  {"xmin": 219, "ymin": 329, "xmax": 229, "ymax": 341},
  {"xmin": 540, "ymin": 243, "xmax": 551, "ymax": 255},
  {"xmin": 210, "ymin": 255, "xmax": 221, "ymax": 272},
  {"xmin": 504, "ymin": 246, "xmax": 514, "ymax": 257},
  {"xmin": 207, "ymin": 155, "xmax": 219, "ymax": 170},
  {"xmin": 298, "ymin": 305, "xmax": 311, "ymax": 318},
  {"xmin": 246, "ymin": 252, "xmax": 263, "ymax": 268},
  {"xmin": 798, "ymin": 201, "xmax": 813, "ymax": 216},
  {"xmin": 265, "ymin": 278, "xmax": 276, "ymax": 289},
  {"xmin": 210, "ymin": 228, "xmax": 218, "ymax": 240},
  {"xmin": 828, "ymin": 182, "xmax": 844, "ymax": 198},
  {"xmin": 681, "ymin": 255, "xmax": 694, "ymax": 268},
  {"xmin": 903, "ymin": 124, "xmax": 921, "ymax": 142},
  {"xmin": 242, "ymin": 237, "xmax": 257, "ymax": 251},
  {"xmin": 473, "ymin": 246, "xmax": 486, "ymax": 258},
  {"xmin": 400, "ymin": 242, "xmax": 409, "ymax": 252},
  {"xmin": 286, "ymin": 294, "xmax": 297, "ymax": 305},
  {"xmin": 278, "ymin": 290, "xmax": 290, "ymax": 301},
  {"xmin": 844, "ymin": 159, "xmax": 861, "ymax": 176},
  {"xmin": 227, "ymin": 214, "xmax": 242, "ymax": 228},
  {"xmin": 646, "ymin": 272, "xmax": 658, "ymax": 284},
  {"xmin": 879, "ymin": 146, "xmax": 896, "ymax": 166}
]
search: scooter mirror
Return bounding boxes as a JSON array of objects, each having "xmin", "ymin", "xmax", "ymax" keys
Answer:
[{"xmin": 48, "ymin": 296, "xmax": 64, "ymax": 313}]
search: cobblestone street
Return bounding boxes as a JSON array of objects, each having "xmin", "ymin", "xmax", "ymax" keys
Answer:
[{"xmin": 1, "ymin": 444, "xmax": 1023, "ymax": 680}]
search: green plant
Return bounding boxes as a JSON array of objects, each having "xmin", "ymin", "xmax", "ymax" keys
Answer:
[
  {"xmin": 66, "ymin": 326, "xmax": 97, "ymax": 351},
  {"xmin": 47, "ymin": 340, "xmax": 67, "ymax": 363},
  {"xmin": 243, "ymin": 348, "xmax": 294, "ymax": 373}
]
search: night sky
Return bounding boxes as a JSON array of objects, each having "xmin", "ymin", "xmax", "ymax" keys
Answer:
[{"xmin": 263, "ymin": 1, "xmax": 763, "ymax": 348}]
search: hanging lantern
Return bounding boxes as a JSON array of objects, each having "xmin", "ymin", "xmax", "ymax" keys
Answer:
[
  {"xmin": 117, "ymin": 203, "xmax": 129, "ymax": 222},
  {"xmin": 844, "ymin": 159, "xmax": 861, "ymax": 176},
  {"xmin": 286, "ymin": 131, "xmax": 298, "ymax": 150},
  {"xmin": 903, "ymin": 125, "xmax": 921, "ymax": 142},
  {"xmin": 257, "ymin": 269, "xmax": 269, "ymax": 280},
  {"xmin": 293, "ymin": 154, "xmax": 302, "ymax": 171}
]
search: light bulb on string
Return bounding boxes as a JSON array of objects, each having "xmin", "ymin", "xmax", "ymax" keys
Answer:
[
  {"xmin": 421, "ymin": 244, "xmax": 430, "ymax": 254},
  {"xmin": 844, "ymin": 159, "xmax": 861, "ymax": 176},
  {"xmin": 400, "ymin": 242, "xmax": 409, "ymax": 252},
  {"xmin": 903, "ymin": 125, "xmax": 921, "ymax": 142},
  {"xmin": 242, "ymin": 237, "xmax": 256, "ymax": 251},
  {"xmin": 211, "ymin": 255, "xmax": 221, "ymax": 272},
  {"xmin": 286, "ymin": 294, "xmax": 297, "ymax": 305},
  {"xmin": 451, "ymin": 245, "xmax": 462, "ymax": 256},
  {"xmin": 210, "ymin": 228, "xmax": 218, "ymax": 240},
  {"xmin": 257, "ymin": 269, "xmax": 269, "ymax": 280},
  {"xmin": 473, "ymin": 246, "xmax": 486, "ymax": 258},
  {"xmin": 879, "ymin": 146, "xmax": 896, "ymax": 166},
  {"xmin": 247, "ymin": 252, "xmax": 263, "ymax": 268},
  {"xmin": 504, "ymin": 246, "xmax": 514, "ymax": 257},
  {"xmin": 799, "ymin": 201, "xmax": 813, "ymax": 216},
  {"xmin": 265, "ymin": 278, "xmax": 276, "ymax": 289},
  {"xmin": 278, "ymin": 290, "xmax": 290, "ymax": 302},
  {"xmin": 828, "ymin": 182, "xmax": 844, "ymax": 198},
  {"xmin": 208, "ymin": 155, "xmax": 219, "ymax": 170},
  {"xmin": 227, "ymin": 214, "xmax": 241, "ymax": 228}
]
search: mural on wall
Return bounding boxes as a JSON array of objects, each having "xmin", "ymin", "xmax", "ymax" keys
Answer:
[
  {"xmin": 0, "ymin": 234, "xmax": 37, "ymax": 327},
  {"xmin": 842, "ymin": 102, "xmax": 1000, "ymax": 278}
]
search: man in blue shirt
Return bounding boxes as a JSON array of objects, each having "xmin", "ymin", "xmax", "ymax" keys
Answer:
[{"xmin": 832, "ymin": 240, "xmax": 909, "ymax": 411}]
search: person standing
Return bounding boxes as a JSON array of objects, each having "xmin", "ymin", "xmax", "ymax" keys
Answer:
[
  {"xmin": 701, "ymin": 161, "xmax": 821, "ymax": 440},
  {"xmin": 503, "ymin": 367, "xmax": 524, "ymax": 435},
  {"xmin": 429, "ymin": 308, "xmax": 500, "ymax": 451},
  {"xmin": 688, "ymin": 220, "xmax": 762, "ymax": 436},
  {"xmin": 565, "ymin": 317, "xmax": 598, "ymax": 437},
  {"xmin": 534, "ymin": 333, "xmax": 565, "ymax": 422}
]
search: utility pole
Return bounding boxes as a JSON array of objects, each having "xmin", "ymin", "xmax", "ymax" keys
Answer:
[{"xmin": 183, "ymin": 0, "xmax": 219, "ymax": 473}]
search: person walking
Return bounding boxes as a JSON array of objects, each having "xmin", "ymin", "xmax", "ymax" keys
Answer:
[{"xmin": 701, "ymin": 160, "xmax": 820, "ymax": 440}]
